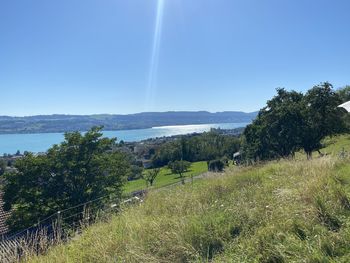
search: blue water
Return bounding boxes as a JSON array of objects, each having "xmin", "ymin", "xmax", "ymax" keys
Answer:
[{"xmin": 0, "ymin": 123, "xmax": 247, "ymax": 154}]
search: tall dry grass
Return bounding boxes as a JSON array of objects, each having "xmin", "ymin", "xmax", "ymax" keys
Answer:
[{"xmin": 25, "ymin": 156, "xmax": 350, "ymax": 262}]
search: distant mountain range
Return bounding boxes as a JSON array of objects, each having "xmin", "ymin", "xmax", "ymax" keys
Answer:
[{"xmin": 0, "ymin": 111, "xmax": 258, "ymax": 134}]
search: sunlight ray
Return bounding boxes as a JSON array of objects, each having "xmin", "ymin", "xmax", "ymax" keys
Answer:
[{"xmin": 145, "ymin": 0, "xmax": 165, "ymax": 111}]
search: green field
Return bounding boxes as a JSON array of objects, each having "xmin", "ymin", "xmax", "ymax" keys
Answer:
[{"xmin": 123, "ymin": 161, "xmax": 208, "ymax": 193}]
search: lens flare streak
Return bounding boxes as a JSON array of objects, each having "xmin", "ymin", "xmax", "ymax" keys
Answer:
[{"xmin": 145, "ymin": 0, "xmax": 165, "ymax": 110}]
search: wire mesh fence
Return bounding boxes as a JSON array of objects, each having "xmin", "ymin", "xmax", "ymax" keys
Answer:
[{"xmin": 0, "ymin": 190, "xmax": 147, "ymax": 263}]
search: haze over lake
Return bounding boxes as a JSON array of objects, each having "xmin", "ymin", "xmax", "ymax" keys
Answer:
[{"xmin": 0, "ymin": 123, "xmax": 248, "ymax": 154}]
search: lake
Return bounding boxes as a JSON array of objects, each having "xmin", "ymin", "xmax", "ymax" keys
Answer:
[{"xmin": 0, "ymin": 123, "xmax": 248, "ymax": 154}]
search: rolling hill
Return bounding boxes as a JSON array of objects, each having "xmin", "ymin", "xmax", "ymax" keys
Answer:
[{"xmin": 0, "ymin": 111, "xmax": 257, "ymax": 134}]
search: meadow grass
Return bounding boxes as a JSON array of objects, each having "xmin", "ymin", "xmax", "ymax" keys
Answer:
[
  {"xmin": 123, "ymin": 161, "xmax": 208, "ymax": 194},
  {"xmin": 293, "ymin": 134, "xmax": 350, "ymax": 161},
  {"xmin": 322, "ymin": 134, "xmax": 350, "ymax": 156},
  {"xmin": 27, "ymin": 154, "xmax": 350, "ymax": 262}
]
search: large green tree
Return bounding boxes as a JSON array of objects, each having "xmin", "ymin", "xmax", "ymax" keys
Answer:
[
  {"xmin": 243, "ymin": 83, "xmax": 347, "ymax": 161},
  {"xmin": 3, "ymin": 127, "xmax": 131, "ymax": 232},
  {"xmin": 243, "ymin": 88, "xmax": 304, "ymax": 161},
  {"xmin": 301, "ymin": 83, "xmax": 346, "ymax": 158},
  {"xmin": 337, "ymin": 85, "xmax": 350, "ymax": 103}
]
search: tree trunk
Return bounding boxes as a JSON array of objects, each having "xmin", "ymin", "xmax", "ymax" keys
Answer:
[{"xmin": 306, "ymin": 151, "xmax": 312, "ymax": 160}]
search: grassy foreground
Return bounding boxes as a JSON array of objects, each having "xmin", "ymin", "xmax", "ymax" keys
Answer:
[{"xmin": 28, "ymin": 150, "xmax": 350, "ymax": 262}]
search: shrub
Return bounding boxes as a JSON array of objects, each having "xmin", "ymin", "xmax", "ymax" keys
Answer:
[{"xmin": 208, "ymin": 159, "xmax": 225, "ymax": 172}]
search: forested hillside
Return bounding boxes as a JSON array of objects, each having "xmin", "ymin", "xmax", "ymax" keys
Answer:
[{"xmin": 0, "ymin": 111, "xmax": 257, "ymax": 134}]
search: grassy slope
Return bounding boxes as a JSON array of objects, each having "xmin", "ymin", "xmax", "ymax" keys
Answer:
[
  {"xmin": 124, "ymin": 161, "xmax": 208, "ymax": 194},
  {"xmin": 29, "ymin": 135, "xmax": 350, "ymax": 262}
]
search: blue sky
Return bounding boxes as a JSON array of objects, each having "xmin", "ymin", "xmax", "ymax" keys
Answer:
[{"xmin": 1, "ymin": 0, "xmax": 349, "ymax": 116}]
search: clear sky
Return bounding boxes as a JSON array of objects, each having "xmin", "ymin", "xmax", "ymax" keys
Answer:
[{"xmin": 1, "ymin": 0, "xmax": 350, "ymax": 116}]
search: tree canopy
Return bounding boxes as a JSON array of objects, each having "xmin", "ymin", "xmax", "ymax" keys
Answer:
[
  {"xmin": 152, "ymin": 131, "xmax": 240, "ymax": 167},
  {"xmin": 3, "ymin": 127, "xmax": 131, "ymax": 232},
  {"xmin": 168, "ymin": 160, "xmax": 191, "ymax": 179},
  {"xmin": 142, "ymin": 168, "xmax": 161, "ymax": 187},
  {"xmin": 243, "ymin": 83, "xmax": 347, "ymax": 161}
]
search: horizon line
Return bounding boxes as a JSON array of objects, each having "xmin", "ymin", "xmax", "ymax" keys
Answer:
[{"xmin": 0, "ymin": 110, "xmax": 259, "ymax": 118}]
